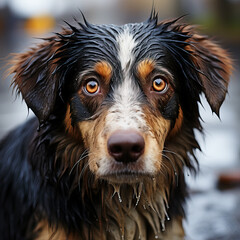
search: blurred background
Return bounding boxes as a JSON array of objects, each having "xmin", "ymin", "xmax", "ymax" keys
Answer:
[{"xmin": 0, "ymin": 0, "xmax": 239, "ymax": 239}]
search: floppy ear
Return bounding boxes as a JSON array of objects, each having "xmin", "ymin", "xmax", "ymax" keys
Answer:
[
  {"xmin": 185, "ymin": 30, "xmax": 233, "ymax": 115},
  {"xmin": 10, "ymin": 37, "xmax": 63, "ymax": 123}
]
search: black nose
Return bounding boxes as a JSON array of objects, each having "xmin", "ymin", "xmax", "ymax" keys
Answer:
[{"xmin": 107, "ymin": 130, "xmax": 145, "ymax": 163}]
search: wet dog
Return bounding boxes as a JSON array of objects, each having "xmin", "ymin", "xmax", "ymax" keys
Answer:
[{"xmin": 0, "ymin": 12, "xmax": 232, "ymax": 240}]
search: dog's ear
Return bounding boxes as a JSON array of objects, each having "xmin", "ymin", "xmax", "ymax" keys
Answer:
[
  {"xmin": 185, "ymin": 30, "xmax": 233, "ymax": 115},
  {"xmin": 10, "ymin": 37, "xmax": 63, "ymax": 123}
]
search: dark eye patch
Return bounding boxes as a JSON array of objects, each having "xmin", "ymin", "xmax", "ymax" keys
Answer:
[
  {"xmin": 70, "ymin": 61, "xmax": 113, "ymax": 122},
  {"xmin": 70, "ymin": 94, "xmax": 92, "ymax": 123},
  {"xmin": 135, "ymin": 60, "xmax": 179, "ymax": 123}
]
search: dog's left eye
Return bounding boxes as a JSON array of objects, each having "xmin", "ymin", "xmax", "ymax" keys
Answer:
[
  {"xmin": 152, "ymin": 77, "xmax": 168, "ymax": 93},
  {"xmin": 84, "ymin": 79, "xmax": 100, "ymax": 94}
]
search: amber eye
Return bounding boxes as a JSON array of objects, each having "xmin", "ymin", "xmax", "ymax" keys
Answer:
[
  {"xmin": 152, "ymin": 77, "xmax": 167, "ymax": 92},
  {"xmin": 84, "ymin": 80, "xmax": 99, "ymax": 94}
]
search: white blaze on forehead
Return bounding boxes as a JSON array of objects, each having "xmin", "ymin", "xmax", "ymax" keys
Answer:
[
  {"xmin": 114, "ymin": 74, "xmax": 138, "ymax": 103},
  {"xmin": 105, "ymin": 27, "xmax": 144, "ymax": 132},
  {"xmin": 106, "ymin": 75, "xmax": 146, "ymax": 132},
  {"xmin": 117, "ymin": 26, "xmax": 137, "ymax": 72}
]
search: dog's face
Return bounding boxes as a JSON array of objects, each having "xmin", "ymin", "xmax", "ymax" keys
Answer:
[
  {"xmin": 70, "ymin": 24, "xmax": 179, "ymax": 183},
  {"xmin": 11, "ymin": 15, "xmax": 232, "ymax": 184}
]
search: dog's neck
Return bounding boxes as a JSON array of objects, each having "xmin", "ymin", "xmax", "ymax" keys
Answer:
[
  {"xmin": 96, "ymin": 178, "xmax": 169, "ymax": 239},
  {"xmin": 34, "ymin": 177, "xmax": 185, "ymax": 240}
]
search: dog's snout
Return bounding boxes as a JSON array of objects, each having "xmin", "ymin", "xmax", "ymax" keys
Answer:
[{"xmin": 107, "ymin": 130, "xmax": 145, "ymax": 163}]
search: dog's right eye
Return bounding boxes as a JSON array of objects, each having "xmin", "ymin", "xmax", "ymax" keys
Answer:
[{"xmin": 84, "ymin": 79, "xmax": 100, "ymax": 95}]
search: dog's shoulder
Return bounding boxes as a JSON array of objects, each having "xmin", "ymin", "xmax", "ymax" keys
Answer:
[
  {"xmin": 0, "ymin": 117, "xmax": 39, "ymax": 198},
  {"xmin": 0, "ymin": 117, "xmax": 40, "ymax": 239},
  {"xmin": 0, "ymin": 117, "xmax": 38, "ymax": 160}
]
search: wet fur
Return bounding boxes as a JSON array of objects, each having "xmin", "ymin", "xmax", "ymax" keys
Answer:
[{"xmin": 0, "ymin": 12, "xmax": 232, "ymax": 240}]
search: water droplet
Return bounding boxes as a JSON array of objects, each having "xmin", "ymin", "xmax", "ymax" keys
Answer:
[
  {"xmin": 161, "ymin": 221, "xmax": 165, "ymax": 232},
  {"xmin": 152, "ymin": 177, "xmax": 157, "ymax": 191},
  {"xmin": 118, "ymin": 191, "xmax": 122, "ymax": 203},
  {"xmin": 135, "ymin": 182, "xmax": 143, "ymax": 206},
  {"xmin": 135, "ymin": 198, "xmax": 140, "ymax": 206},
  {"xmin": 120, "ymin": 227, "xmax": 124, "ymax": 240},
  {"xmin": 164, "ymin": 207, "xmax": 170, "ymax": 221},
  {"xmin": 174, "ymin": 171, "xmax": 178, "ymax": 186},
  {"xmin": 111, "ymin": 184, "xmax": 122, "ymax": 203}
]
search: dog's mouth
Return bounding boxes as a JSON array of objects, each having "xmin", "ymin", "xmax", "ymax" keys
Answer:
[{"xmin": 100, "ymin": 168, "xmax": 153, "ymax": 184}]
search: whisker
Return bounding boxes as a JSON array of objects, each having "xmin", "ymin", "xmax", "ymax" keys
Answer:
[
  {"xmin": 163, "ymin": 148, "xmax": 186, "ymax": 166},
  {"xmin": 69, "ymin": 149, "xmax": 90, "ymax": 176},
  {"xmin": 77, "ymin": 154, "xmax": 97, "ymax": 189},
  {"xmin": 78, "ymin": 161, "xmax": 97, "ymax": 192},
  {"xmin": 161, "ymin": 152, "xmax": 179, "ymax": 186}
]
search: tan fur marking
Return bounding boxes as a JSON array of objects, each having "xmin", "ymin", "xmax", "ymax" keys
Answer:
[
  {"xmin": 163, "ymin": 217, "xmax": 185, "ymax": 240},
  {"xmin": 64, "ymin": 104, "xmax": 81, "ymax": 140},
  {"xmin": 34, "ymin": 220, "xmax": 76, "ymax": 240},
  {"xmin": 143, "ymin": 106, "xmax": 171, "ymax": 172},
  {"xmin": 168, "ymin": 106, "xmax": 183, "ymax": 138},
  {"xmin": 137, "ymin": 59, "xmax": 155, "ymax": 80},
  {"xmin": 64, "ymin": 104, "xmax": 73, "ymax": 133},
  {"xmin": 185, "ymin": 33, "xmax": 233, "ymax": 81},
  {"xmin": 77, "ymin": 109, "xmax": 109, "ymax": 174},
  {"xmin": 94, "ymin": 61, "xmax": 112, "ymax": 83},
  {"xmin": 183, "ymin": 27, "xmax": 233, "ymax": 113}
]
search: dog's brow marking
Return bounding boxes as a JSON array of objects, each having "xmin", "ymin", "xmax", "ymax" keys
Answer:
[
  {"xmin": 94, "ymin": 61, "xmax": 112, "ymax": 83},
  {"xmin": 137, "ymin": 59, "xmax": 155, "ymax": 80},
  {"xmin": 117, "ymin": 27, "xmax": 137, "ymax": 73},
  {"xmin": 110, "ymin": 26, "xmax": 144, "ymax": 132}
]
